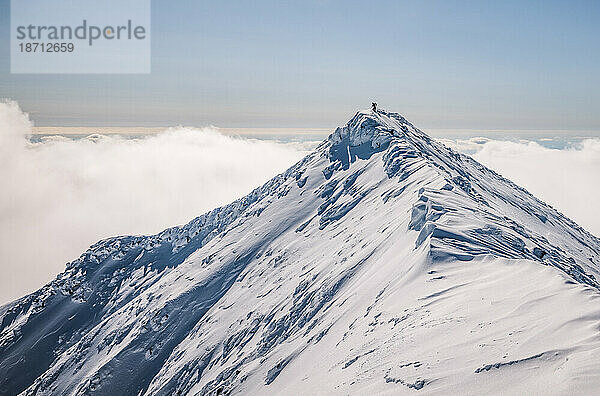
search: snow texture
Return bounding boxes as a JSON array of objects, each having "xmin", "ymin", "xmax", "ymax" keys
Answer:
[{"xmin": 1, "ymin": 109, "xmax": 600, "ymax": 395}]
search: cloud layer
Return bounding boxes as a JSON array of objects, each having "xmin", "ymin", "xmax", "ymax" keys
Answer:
[{"xmin": 0, "ymin": 102, "xmax": 309, "ymax": 304}]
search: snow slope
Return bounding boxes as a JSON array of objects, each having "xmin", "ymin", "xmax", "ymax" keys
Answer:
[{"xmin": 1, "ymin": 109, "xmax": 600, "ymax": 395}]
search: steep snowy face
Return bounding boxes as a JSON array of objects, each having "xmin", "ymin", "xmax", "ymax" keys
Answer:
[{"xmin": 1, "ymin": 109, "xmax": 600, "ymax": 395}]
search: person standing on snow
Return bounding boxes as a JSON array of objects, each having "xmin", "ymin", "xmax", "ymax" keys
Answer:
[{"xmin": 372, "ymin": 102, "xmax": 377, "ymax": 112}]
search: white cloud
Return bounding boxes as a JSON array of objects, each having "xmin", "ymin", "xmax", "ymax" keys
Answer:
[
  {"xmin": 448, "ymin": 137, "xmax": 600, "ymax": 238},
  {"xmin": 0, "ymin": 101, "xmax": 310, "ymax": 304}
]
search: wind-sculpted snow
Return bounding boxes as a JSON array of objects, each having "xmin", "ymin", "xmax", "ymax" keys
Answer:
[{"xmin": 2, "ymin": 109, "xmax": 600, "ymax": 395}]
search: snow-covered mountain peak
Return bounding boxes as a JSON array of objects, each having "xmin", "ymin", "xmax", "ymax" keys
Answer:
[
  {"xmin": 2, "ymin": 109, "xmax": 600, "ymax": 395},
  {"xmin": 328, "ymin": 109, "xmax": 414, "ymax": 150}
]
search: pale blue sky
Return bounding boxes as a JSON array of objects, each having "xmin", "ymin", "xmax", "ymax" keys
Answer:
[{"xmin": 0, "ymin": 0, "xmax": 599, "ymax": 129}]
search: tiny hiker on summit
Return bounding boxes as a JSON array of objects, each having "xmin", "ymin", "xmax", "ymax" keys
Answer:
[{"xmin": 372, "ymin": 102, "xmax": 377, "ymax": 112}]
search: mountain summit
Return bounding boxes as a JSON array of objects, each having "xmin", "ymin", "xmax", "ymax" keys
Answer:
[{"xmin": 2, "ymin": 109, "xmax": 600, "ymax": 395}]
